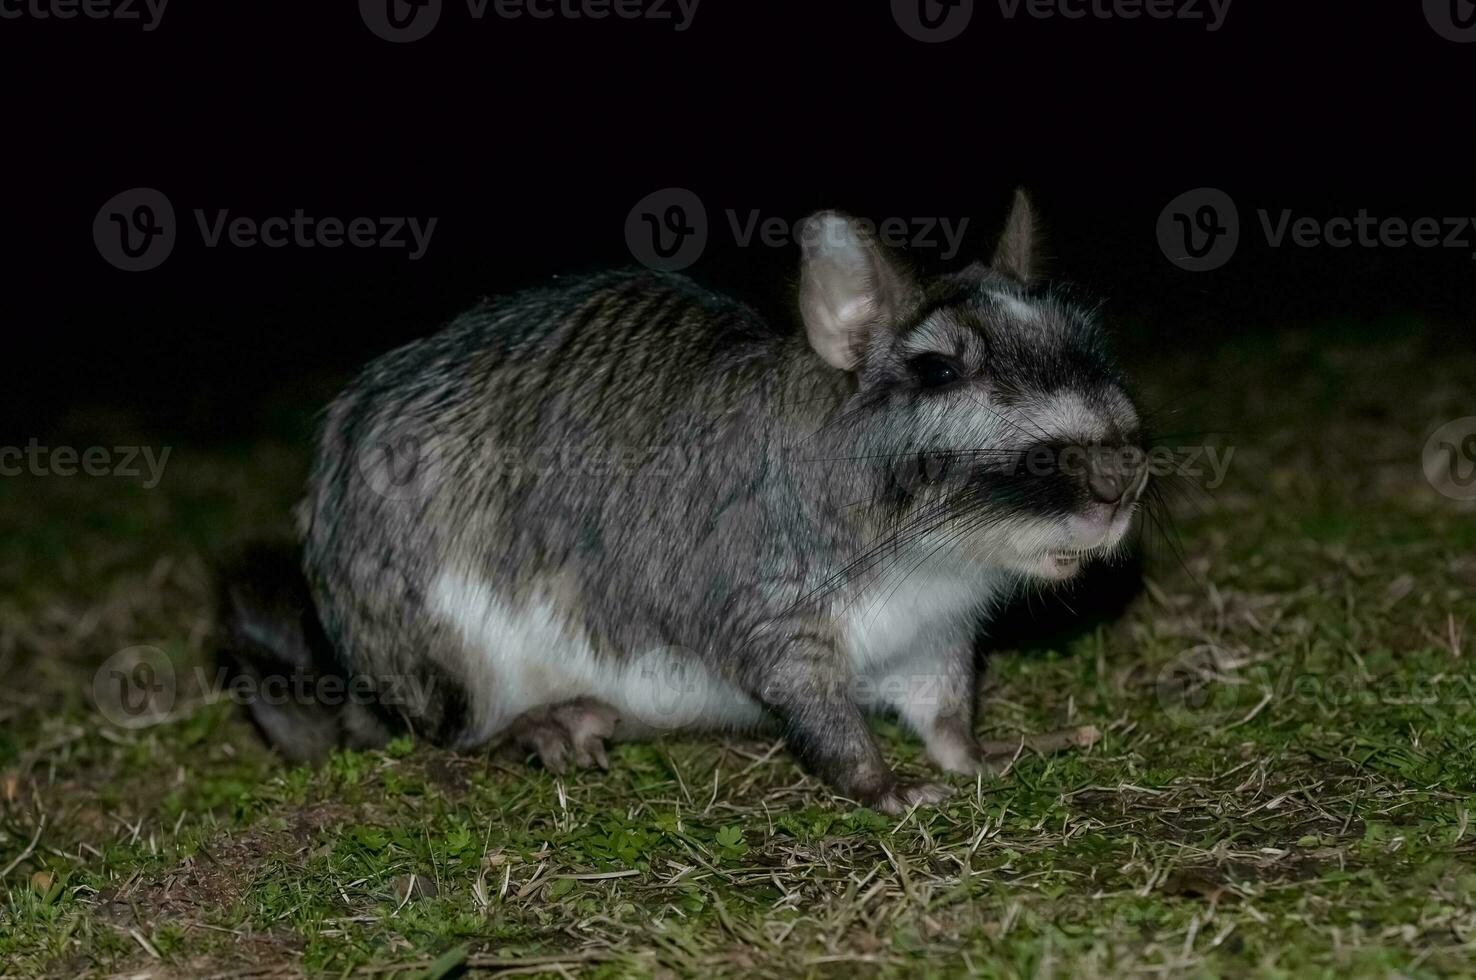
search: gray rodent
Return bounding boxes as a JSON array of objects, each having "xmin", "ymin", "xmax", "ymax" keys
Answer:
[{"xmin": 219, "ymin": 190, "xmax": 1148, "ymax": 813}]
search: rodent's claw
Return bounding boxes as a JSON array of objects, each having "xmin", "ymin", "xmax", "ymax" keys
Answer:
[
  {"xmin": 506, "ymin": 697, "xmax": 619, "ymax": 775},
  {"xmin": 509, "ymin": 716, "xmax": 573, "ymax": 774},
  {"xmin": 864, "ymin": 780, "xmax": 953, "ymax": 815},
  {"xmin": 574, "ymin": 736, "xmax": 610, "ymax": 771}
]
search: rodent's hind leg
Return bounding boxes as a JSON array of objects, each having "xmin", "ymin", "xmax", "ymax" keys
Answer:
[{"xmin": 502, "ymin": 697, "xmax": 618, "ymax": 774}]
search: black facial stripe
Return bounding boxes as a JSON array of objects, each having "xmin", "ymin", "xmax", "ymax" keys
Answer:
[
  {"xmin": 879, "ymin": 447, "xmax": 1085, "ymax": 525},
  {"xmin": 965, "ymin": 468, "xmax": 1082, "ymax": 519}
]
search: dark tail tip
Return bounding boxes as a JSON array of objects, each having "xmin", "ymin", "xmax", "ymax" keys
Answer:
[{"xmin": 215, "ymin": 541, "xmax": 387, "ymax": 762}]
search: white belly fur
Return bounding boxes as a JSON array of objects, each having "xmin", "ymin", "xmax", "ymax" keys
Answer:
[
  {"xmin": 837, "ymin": 564, "xmax": 1007, "ymax": 676},
  {"xmin": 430, "ymin": 562, "xmax": 1007, "ymax": 745},
  {"xmin": 428, "ymin": 568, "xmax": 764, "ymax": 744}
]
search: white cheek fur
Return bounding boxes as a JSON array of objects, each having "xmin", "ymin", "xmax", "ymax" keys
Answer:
[{"xmin": 836, "ymin": 560, "xmax": 1008, "ymax": 675}]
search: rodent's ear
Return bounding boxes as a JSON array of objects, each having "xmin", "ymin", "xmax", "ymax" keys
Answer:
[
  {"xmin": 990, "ymin": 188, "xmax": 1041, "ymax": 284},
  {"xmin": 798, "ymin": 212, "xmax": 914, "ymax": 371}
]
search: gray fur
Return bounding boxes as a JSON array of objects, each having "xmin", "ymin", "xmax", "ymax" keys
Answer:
[{"xmin": 237, "ymin": 192, "xmax": 1146, "ymax": 812}]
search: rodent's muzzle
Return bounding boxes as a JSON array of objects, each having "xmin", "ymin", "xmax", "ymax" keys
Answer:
[
  {"xmin": 1017, "ymin": 438, "xmax": 1150, "ymax": 511},
  {"xmin": 1080, "ymin": 443, "xmax": 1148, "ymax": 505}
]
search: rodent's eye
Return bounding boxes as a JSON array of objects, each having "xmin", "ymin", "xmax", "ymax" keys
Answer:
[{"xmin": 908, "ymin": 353, "xmax": 963, "ymax": 390}]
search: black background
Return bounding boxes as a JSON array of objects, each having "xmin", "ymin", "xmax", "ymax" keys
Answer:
[{"xmin": 2, "ymin": 0, "xmax": 1472, "ymax": 442}]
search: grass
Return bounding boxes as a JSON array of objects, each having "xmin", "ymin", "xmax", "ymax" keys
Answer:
[{"xmin": 2, "ymin": 321, "xmax": 1474, "ymax": 978}]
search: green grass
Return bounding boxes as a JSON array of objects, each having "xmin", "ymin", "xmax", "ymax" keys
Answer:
[{"xmin": 2, "ymin": 323, "xmax": 1474, "ymax": 977}]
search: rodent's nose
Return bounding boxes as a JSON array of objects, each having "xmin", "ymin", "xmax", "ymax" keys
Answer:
[{"xmin": 1083, "ymin": 446, "xmax": 1141, "ymax": 504}]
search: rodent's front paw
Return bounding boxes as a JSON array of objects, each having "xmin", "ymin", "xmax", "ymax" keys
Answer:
[
  {"xmin": 859, "ymin": 780, "xmax": 953, "ymax": 815},
  {"xmin": 938, "ymin": 755, "xmax": 1009, "ymax": 779},
  {"xmin": 925, "ymin": 727, "xmax": 1010, "ymax": 778}
]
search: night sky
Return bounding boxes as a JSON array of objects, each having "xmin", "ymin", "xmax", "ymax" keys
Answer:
[{"xmin": 3, "ymin": 0, "xmax": 1472, "ymax": 443}]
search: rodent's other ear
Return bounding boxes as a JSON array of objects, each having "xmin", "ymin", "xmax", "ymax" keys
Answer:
[
  {"xmin": 990, "ymin": 187, "xmax": 1041, "ymax": 284},
  {"xmin": 798, "ymin": 211, "xmax": 914, "ymax": 372}
]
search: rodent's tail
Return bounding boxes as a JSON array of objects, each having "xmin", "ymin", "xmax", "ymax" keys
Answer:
[{"xmin": 215, "ymin": 542, "xmax": 391, "ymax": 763}]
